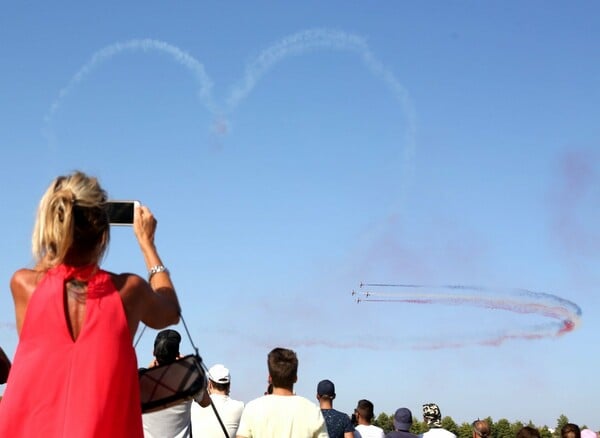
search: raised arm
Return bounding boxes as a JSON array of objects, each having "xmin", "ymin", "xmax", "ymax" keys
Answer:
[{"xmin": 119, "ymin": 205, "xmax": 181, "ymax": 334}]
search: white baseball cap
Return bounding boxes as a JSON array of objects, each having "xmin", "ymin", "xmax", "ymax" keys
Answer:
[{"xmin": 208, "ymin": 364, "xmax": 230, "ymax": 384}]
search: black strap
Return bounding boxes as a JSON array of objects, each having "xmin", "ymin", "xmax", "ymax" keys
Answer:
[
  {"xmin": 210, "ymin": 398, "xmax": 231, "ymax": 438},
  {"xmin": 133, "ymin": 323, "xmax": 146, "ymax": 348},
  {"xmin": 135, "ymin": 311, "xmax": 230, "ymax": 438},
  {"xmin": 179, "ymin": 312, "xmax": 199, "ymax": 357}
]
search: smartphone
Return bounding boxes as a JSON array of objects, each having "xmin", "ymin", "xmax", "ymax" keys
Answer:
[{"xmin": 105, "ymin": 200, "xmax": 140, "ymax": 226}]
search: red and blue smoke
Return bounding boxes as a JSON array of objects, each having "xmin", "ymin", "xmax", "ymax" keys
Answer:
[{"xmin": 355, "ymin": 283, "xmax": 582, "ymax": 349}]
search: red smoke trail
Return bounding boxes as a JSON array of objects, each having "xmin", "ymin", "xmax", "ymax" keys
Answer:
[{"xmin": 354, "ymin": 283, "xmax": 581, "ymax": 349}]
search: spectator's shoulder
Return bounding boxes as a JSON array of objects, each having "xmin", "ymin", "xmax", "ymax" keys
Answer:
[
  {"xmin": 244, "ymin": 395, "xmax": 267, "ymax": 410},
  {"xmin": 232, "ymin": 397, "xmax": 245, "ymax": 407}
]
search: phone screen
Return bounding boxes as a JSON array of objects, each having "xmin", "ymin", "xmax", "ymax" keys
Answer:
[{"xmin": 105, "ymin": 201, "xmax": 139, "ymax": 225}]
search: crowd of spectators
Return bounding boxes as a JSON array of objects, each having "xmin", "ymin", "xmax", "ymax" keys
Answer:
[
  {"xmin": 136, "ymin": 341, "xmax": 599, "ymax": 438},
  {"xmin": 2, "ymin": 339, "xmax": 597, "ymax": 438}
]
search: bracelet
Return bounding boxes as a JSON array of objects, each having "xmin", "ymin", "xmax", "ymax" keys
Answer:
[{"xmin": 148, "ymin": 265, "xmax": 169, "ymax": 281}]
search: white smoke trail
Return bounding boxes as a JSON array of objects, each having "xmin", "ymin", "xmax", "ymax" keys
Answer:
[
  {"xmin": 43, "ymin": 38, "xmax": 217, "ymax": 137},
  {"xmin": 226, "ymin": 28, "xmax": 417, "ymax": 199},
  {"xmin": 43, "ymin": 30, "xmax": 416, "ymax": 201}
]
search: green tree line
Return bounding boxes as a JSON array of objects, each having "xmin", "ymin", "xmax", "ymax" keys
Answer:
[{"xmin": 372, "ymin": 413, "xmax": 588, "ymax": 437}]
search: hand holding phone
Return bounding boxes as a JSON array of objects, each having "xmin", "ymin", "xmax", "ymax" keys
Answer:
[
  {"xmin": 106, "ymin": 201, "xmax": 140, "ymax": 226},
  {"xmin": 133, "ymin": 204, "xmax": 158, "ymax": 252}
]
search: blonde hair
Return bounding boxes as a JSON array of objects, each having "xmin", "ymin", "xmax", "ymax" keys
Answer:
[{"xmin": 32, "ymin": 171, "xmax": 110, "ymax": 268}]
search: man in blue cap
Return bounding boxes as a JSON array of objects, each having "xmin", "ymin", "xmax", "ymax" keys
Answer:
[
  {"xmin": 385, "ymin": 408, "xmax": 419, "ymax": 438},
  {"xmin": 316, "ymin": 379, "xmax": 355, "ymax": 438}
]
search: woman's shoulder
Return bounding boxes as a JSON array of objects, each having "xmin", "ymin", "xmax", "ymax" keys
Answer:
[
  {"xmin": 106, "ymin": 271, "xmax": 149, "ymax": 299},
  {"xmin": 10, "ymin": 268, "xmax": 48, "ymax": 314},
  {"xmin": 10, "ymin": 268, "xmax": 44, "ymax": 291},
  {"xmin": 106, "ymin": 271, "xmax": 145, "ymax": 286},
  {"xmin": 103, "ymin": 270, "xmax": 144, "ymax": 290}
]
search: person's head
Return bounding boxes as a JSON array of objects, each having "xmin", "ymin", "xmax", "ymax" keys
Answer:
[
  {"xmin": 208, "ymin": 363, "xmax": 231, "ymax": 395},
  {"xmin": 423, "ymin": 403, "xmax": 443, "ymax": 428},
  {"xmin": 393, "ymin": 408, "xmax": 413, "ymax": 432},
  {"xmin": 267, "ymin": 347, "xmax": 298, "ymax": 390},
  {"xmin": 317, "ymin": 379, "xmax": 336, "ymax": 401},
  {"xmin": 472, "ymin": 420, "xmax": 490, "ymax": 438},
  {"xmin": 355, "ymin": 399, "xmax": 375, "ymax": 425},
  {"xmin": 33, "ymin": 171, "xmax": 110, "ymax": 269},
  {"xmin": 0, "ymin": 347, "xmax": 11, "ymax": 385},
  {"xmin": 516, "ymin": 426, "xmax": 541, "ymax": 438},
  {"xmin": 153, "ymin": 329, "xmax": 181, "ymax": 366},
  {"xmin": 562, "ymin": 424, "xmax": 581, "ymax": 438}
]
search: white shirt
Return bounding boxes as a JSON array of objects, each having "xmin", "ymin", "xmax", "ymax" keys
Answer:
[
  {"xmin": 355, "ymin": 423, "xmax": 385, "ymax": 438},
  {"xmin": 236, "ymin": 394, "xmax": 329, "ymax": 438},
  {"xmin": 423, "ymin": 428, "xmax": 457, "ymax": 438},
  {"xmin": 191, "ymin": 393, "xmax": 244, "ymax": 438},
  {"xmin": 143, "ymin": 400, "xmax": 192, "ymax": 438}
]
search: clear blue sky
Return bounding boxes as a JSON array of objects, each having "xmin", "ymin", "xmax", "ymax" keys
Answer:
[{"xmin": 1, "ymin": 1, "xmax": 599, "ymax": 430}]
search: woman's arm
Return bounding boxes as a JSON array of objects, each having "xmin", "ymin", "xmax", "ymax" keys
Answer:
[
  {"xmin": 119, "ymin": 205, "xmax": 180, "ymax": 334},
  {"xmin": 10, "ymin": 269, "xmax": 42, "ymax": 336}
]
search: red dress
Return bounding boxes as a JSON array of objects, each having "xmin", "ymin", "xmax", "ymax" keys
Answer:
[{"xmin": 0, "ymin": 264, "xmax": 143, "ymax": 437}]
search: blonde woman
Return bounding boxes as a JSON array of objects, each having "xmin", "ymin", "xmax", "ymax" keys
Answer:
[{"xmin": 0, "ymin": 171, "xmax": 181, "ymax": 437}]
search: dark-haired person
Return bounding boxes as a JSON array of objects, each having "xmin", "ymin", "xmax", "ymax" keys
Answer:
[
  {"xmin": 0, "ymin": 347, "xmax": 10, "ymax": 385},
  {"xmin": 192, "ymin": 363, "xmax": 245, "ymax": 437},
  {"xmin": 236, "ymin": 347, "xmax": 328, "ymax": 438},
  {"xmin": 0, "ymin": 346, "xmax": 10, "ymax": 404},
  {"xmin": 0, "ymin": 171, "xmax": 181, "ymax": 437},
  {"xmin": 562, "ymin": 424, "xmax": 581, "ymax": 438},
  {"xmin": 143, "ymin": 329, "xmax": 201, "ymax": 438},
  {"xmin": 354, "ymin": 399, "xmax": 384, "ymax": 438},
  {"xmin": 516, "ymin": 426, "xmax": 541, "ymax": 438}
]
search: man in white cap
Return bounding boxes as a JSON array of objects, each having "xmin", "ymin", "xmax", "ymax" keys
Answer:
[{"xmin": 191, "ymin": 363, "xmax": 244, "ymax": 438}]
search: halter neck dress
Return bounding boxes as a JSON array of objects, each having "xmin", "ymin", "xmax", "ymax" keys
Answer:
[{"xmin": 0, "ymin": 264, "xmax": 143, "ymax": 437}]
